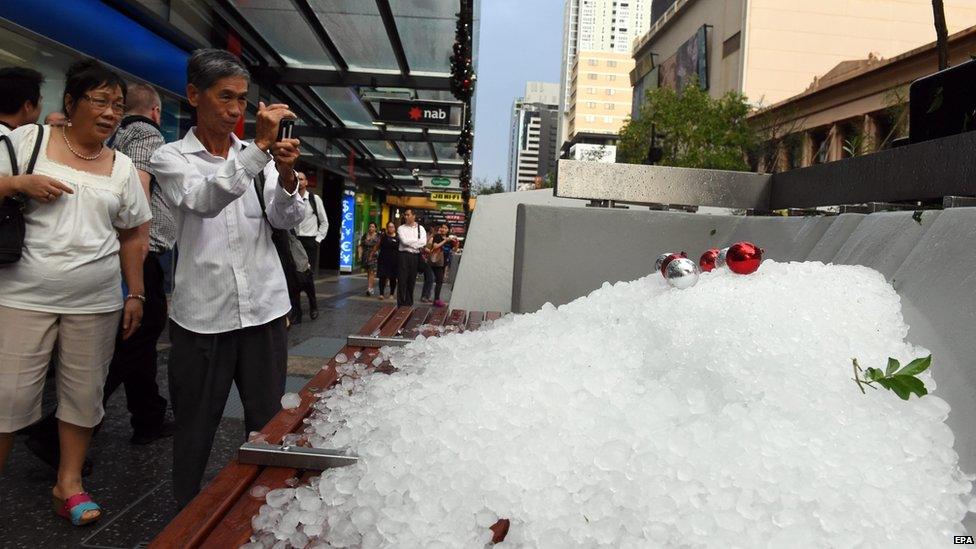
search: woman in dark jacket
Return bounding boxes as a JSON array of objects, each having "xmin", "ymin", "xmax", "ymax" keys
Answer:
[{"xmin": 376, "ymin": 221, "xmax": 399, "ymax": 300}]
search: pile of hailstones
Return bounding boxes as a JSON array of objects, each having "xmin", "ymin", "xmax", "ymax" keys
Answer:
[
  {"xmin": 242, "ymin": 254, "xmax": 976, "ymax": 548},
  {"xmin": 658, "ymin": 241, "xmax": 763, "ymax": 289}
]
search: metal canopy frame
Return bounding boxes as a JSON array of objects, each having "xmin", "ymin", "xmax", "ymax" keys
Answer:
[{"xmin": 197, "ymin": 0, "xmax": 470, "ymax": 186}]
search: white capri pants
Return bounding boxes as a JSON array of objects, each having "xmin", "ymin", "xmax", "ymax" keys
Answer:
[{"xmin": 0, "ymin": 304, "xmax": 121, "ymax": 432}]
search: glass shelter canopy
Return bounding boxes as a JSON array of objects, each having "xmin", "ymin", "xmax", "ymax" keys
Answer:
[{"xmin": 221, "ymin": 0, "xmax": 477, "ymax": 190}]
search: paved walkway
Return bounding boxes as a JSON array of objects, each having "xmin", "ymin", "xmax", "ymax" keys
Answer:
[{"xmin": 0, "ymin": 271, "xmax": 452, "ymax": 548}]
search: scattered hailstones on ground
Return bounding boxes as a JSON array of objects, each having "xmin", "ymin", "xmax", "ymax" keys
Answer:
[{"xmin": 246, "ymin": 261, "xmax": 974, "ymax": 548}]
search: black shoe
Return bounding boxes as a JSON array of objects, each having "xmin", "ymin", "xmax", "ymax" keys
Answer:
[
  {"xmin": 309, "ymin": 309, "xmax": 319, "ymax": 320},
  {"xmin": 131, "ymin": 420, "xmax": 175, "ymax": 445},
  {"xmin": 24, "ymin": 436, "xmax": 93, "ymax": 477}
]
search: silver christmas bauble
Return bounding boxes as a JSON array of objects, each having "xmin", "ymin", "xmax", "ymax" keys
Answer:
[
  {"xmin": 715, "ymin": 247, "xmax": 730, "ymax": 269},
  {"xmin": 654, "ymin": 252, "xmax": 675, "ymax": 273},
  {"xmin": 665, "ymin": 257, "xmax": 700, "ymax": 289}
]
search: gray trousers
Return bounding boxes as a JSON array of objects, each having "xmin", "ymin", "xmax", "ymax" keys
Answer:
[{"xmin": 168, "ymin": 316, "xmax": 288, "ymax": 508}]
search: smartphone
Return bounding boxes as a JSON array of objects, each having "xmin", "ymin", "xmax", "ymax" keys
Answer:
[{"xmin": 277, "ymin": 119, "xmax": 295, "ymax": 141}]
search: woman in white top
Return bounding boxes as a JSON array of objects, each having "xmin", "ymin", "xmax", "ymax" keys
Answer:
[{"xmin": 0, "ymin": 59, "xmax": 151, "ymax": 526}]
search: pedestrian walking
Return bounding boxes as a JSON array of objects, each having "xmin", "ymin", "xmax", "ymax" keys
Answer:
[
  {"xmin": 149, "ymin": 49, "xmax": 303, "ymax": 508},
  {"xmin": 0, "ymin": 67, "xmax": 43, "ymax": 136},
  {"xmin": 359, "ymin": 221, "xmax": 380, "ymax": 296},
  {"xmin": 428, "ymin": 223, "xmax": 456, "ymax": 307},
  {"xmin": 396, "ymin": 209, "xmax": 426, "ymax": 307},
  {"xmin": 293, "ymin": 171, "xmax": 327, "ymax": 320},
  {"xmin": 419, "ymin": 224, "xmax": 435, "ymax": 303},
  {"xmin": 0, "ymin": 59, "xmax": 152, "ymax": 526},
  {"xmin": 24, "ymin": 83, "xmax": 175, "ymax": 469},
  {"xmin": 376, "ymin": 221, "xmax": 399, "ymax": 300}
]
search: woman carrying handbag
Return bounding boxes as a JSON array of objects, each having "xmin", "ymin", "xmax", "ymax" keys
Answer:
[{"xmin": 0, "ymin": 59, "xmax": 151, "ymax": 526}]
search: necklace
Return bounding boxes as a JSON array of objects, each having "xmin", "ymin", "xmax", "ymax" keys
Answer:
[{"xmin": 61, "ymin": 125, "xmax": 103, "ymax": 161}]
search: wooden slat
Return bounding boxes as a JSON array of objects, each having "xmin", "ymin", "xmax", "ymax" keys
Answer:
[
  {"xmin": 148, "ymin": 462, "xmax": 260, "ymax": 549},
  {"xmin": 200, "ymin": 467, "xmax": 298, "ymax": 548},
  {"xmin": 379, "ymin": 306, "xmax": 413, "ymax": 337},
  {"xmin": 444, "ymin": 309, "xmax": 468, "ymax": 331},
  {"xmin": 419, "ymin": 306, "xmax": 449, "ymax": 337},
  {"xmin": 400, "ymin": 307, "xmax": 431, "ymax": 338},
  {"xmin": 359, "ymin": 305, "xmax": 397, "ymax": 336},
  {"xmin": 484, "ymin": 311, "xmax": 502, "ymax": 322},
  {"xmin": 465, "ymin": 311, "xmax": 485, "ymax": 332}
]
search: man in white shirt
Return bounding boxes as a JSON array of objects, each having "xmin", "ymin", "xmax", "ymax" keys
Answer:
[
  {"xmin": 149, "ymin": 49, "xmax": 304, "ymax": 508},
  {"xmin": 293, "ymin": 171, "xmax": 328, "ymax": 321},
  {"xmin": 395, "ymin": 208, "xmax": 427, "ymax": 306},
  {"xmin": 0, "ymin": 66, "xmax": 43, "ymax": 136}
]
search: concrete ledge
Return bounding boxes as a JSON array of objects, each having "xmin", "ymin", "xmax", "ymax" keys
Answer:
[{"xmin": 556, "ymin": 159, "xmax": 771, "ymax": 209}]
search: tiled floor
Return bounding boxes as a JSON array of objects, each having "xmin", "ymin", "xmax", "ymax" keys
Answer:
[{"xmin": 0, "ymin": 271, "xmax": 452, "ymax": 548}]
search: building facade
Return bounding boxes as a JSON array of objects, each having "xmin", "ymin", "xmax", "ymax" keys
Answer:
[
  {"xmin": 630, "ymin": 0, "xmax": 976, "ymax": 116},
  {"xmin": 507, "ymin": 82, "xmax": 560, "ymax": 191},
  {"xmin": 750, "ymin": 26, "xmax": 976, "ymax": 172},
  {"xmin": 558, "ymin": 0, "xmax": 655, "ymax": 151},
  {"xmin": 564, "ymin": 50, "xmax": 636, "ymax": 162}
]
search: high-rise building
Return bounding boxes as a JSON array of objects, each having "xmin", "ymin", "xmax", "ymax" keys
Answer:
[
  {"xmin": 630, "ymin": 0, "xmax": 976, "ymax": 115},
  {"xmin": 507, "ymin": 82, "xmax": 560, "ymax": 192},
  {"xmin": 558, "ymin": 0, "xmax": 655, "ymax": 153}
]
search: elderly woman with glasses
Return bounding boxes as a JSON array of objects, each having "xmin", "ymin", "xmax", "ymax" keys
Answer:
[{"xmin": 0, "ymin": 59, "xmax": 151, "ymax": 526}]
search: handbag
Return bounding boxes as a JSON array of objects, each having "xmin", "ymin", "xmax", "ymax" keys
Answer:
[
  {"xmin": 0, "ymin": 124, "xmax": 44, "ymax": 265},
  {"xmin": 429, "ymin": 236, "xmax": 445, "ymax": 267}
]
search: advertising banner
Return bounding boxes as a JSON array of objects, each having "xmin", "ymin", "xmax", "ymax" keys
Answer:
[
  {"xmin": 339, "ymin": 191, "xmax": 355, "ymax": 273},
  {"xmin": 659, "ymin": 25, "xmax": 708, "ymax": 91}
]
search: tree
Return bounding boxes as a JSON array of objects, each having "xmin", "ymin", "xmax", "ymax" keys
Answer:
[
  {"xmin": 474, "ymin": 176, "xmax": 505, "ymax": 195},
  {"xmin": 617, "ymin": 81, "xmax": 757, "ymax": 171},
  {"xmin": 932, "ymin": 0, "xmax": 950, "ymax": 70}
]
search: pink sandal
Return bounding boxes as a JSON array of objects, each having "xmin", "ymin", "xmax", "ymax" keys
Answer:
[{"xmin": 54, "ymin": 492, "xmax": 103, "ymax": 526}]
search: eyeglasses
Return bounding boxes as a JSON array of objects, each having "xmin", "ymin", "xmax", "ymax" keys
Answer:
[{"xmin": 82, "ymin": 94, "xmax": 127, "ymax": 115}]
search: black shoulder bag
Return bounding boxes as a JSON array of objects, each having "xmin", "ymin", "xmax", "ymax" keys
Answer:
[
  {"xmin": 0, "ymin": 124, "xmax": 45, "ymax": 265},
  {"xmin": 254, "ymin": 171, "xmax": 299, "ymax": 280}
]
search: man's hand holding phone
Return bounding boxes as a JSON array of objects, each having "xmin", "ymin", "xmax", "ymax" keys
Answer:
[{"xmin": 254, "ymin": 101, "xmax": 301, "ymax": 192}]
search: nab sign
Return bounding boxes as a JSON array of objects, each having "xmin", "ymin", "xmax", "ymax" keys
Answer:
[{"xmin": 376, "ymin": 100, "xmax": 463, "ymax": 129}]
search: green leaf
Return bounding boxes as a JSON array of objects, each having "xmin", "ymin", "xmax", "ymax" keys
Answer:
[
  {"xmin": 865, "ymin": 367, "xmax": 885, "ymax": 382},
  {"xmin": 885, "ymin": 358, "xmax": 900, "ymax": 376},
  {"xmin": 900, "ymin": 376, "xmax": 928, "ymax": 398},
  {"xmin": 876, "ymin": 378, "xmax": 911, "ymax": 400},
  {"xmin": 896, "ymin": 355, "xmax": 931, "ymax": 377}
]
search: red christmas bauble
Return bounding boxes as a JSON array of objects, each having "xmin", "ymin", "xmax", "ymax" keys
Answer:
[
  {"xmin": 699, "ymin": 248, "xmax": 720, "ymax": 272},
  {"xmin": 659, "ymin": 251, "xmax": 688, "ymax": 276},
  {"xmin": 726, "ymin": 242, "xmax": 764, "ymax": 274}
]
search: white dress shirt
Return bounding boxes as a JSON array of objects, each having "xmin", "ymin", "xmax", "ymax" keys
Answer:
[
  {"xmin": 397, "ymin": 223, "xmax": 427, "ymax": 253},
  {"xmin": 296, "ymin": 190, "xmax": 328, "ymax": 242},
  {"xmin": 150, "ymin": 128, "xmax": 303, "ymax": 334}
]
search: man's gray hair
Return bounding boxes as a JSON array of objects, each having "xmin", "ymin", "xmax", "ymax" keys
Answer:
[{"xmin": 187, "ymin": 49, "xmax": 250, "ymax": 91}]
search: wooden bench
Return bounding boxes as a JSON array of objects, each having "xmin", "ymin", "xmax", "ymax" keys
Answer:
[{"xmin": 150, "ymin": 305, "xmax": 505, "ymax": 548}]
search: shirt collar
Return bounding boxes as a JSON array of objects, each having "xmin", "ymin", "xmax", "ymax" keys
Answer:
[{"xmin": 179, "ymin": 127, "xmax": 245, "ymax": 156}]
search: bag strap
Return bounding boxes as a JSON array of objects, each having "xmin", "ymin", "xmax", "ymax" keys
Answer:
[
  {"xmin": 26, "ymin": 124, "xmax": 44, "ymax": 174},
  {"xmin": 254, "ymin": 170, "xmax": 271, "ymax": 224},
  {"xmin": 0, "ymin": 135, "xmax": 18, "ymax": 176},
  {"xmin": 309, "ymin": 192, "xmax": 320, "ymax": 224}
]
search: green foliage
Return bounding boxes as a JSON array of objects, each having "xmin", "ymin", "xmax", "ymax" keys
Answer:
[
  {"xmin": 617, "ymin": 81, "xmax": 757, "ymax": 171},
  {"xmin": 852, "ymin": 356, "xmax": 931, "ymax": 400},
  {"xmin": 474, "ymin": 177, "xmax": 505, "ymax": 196}
]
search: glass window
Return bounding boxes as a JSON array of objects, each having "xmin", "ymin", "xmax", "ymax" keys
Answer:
[
  {"xmin": 361, "ymin": 140, "xmax": 401, "ymax": 161},
  {"xmin": 587, "ymin": 73, "xmax": 598, "ymax": 80},
  {"xmin": 309, "ymin": 0, "xmax": 399, "ymax": 71},
  {"xmin": 397, "ymin": 140, "xmax": 433, "ymax": 161},
  {"xmin": 389, "ymin": 0, "xmax": 458, "ymax": 74},
  {"xmin": 229, "ymin": 0, "xmax": 336, "ymax": 69},
  {"xmin": 311, "ymin": 86, "xmax": 376, "ymax": 128},
  {"xmin": 608, "ymin": 74, "xmax": 617, "ymax": 81}
]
